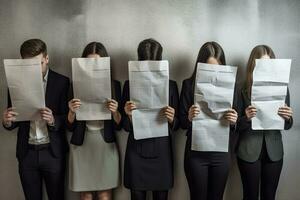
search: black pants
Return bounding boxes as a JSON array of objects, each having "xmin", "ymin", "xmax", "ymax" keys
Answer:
[
  {"xmin": 130, "ymin": 190, "xmax": 168, "ymax": 200},
  {"xmin": 18, "ymin": 146, "xmax": 65, "ymax": 200},
  {"xmin": 237, "ymin": 143, "xmax": 283, "ymax": 200},
  {"xmin": 184, "ymin": 141, "xmax": 230, "ymax": 200}
]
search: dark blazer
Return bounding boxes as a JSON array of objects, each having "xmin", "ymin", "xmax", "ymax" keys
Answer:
[
  {"xmin": 179, "ymin": 78, "xmax": 239, "ymax": 154},
  {"xmin": 68, "ymin": 80, "xmax": 122, "ymax": 145},
  {"xmin": 122, "ymin": 79, "xmax": 179, "ymax": 190},
  {"xmin": 3, "ymin": 69, "xmax": 70, "ymax": 160},
  {"xmin": 122, "ymin": 80, "xmax": 180, "ymax": 157},
  {"xmin": 236, "ymin": 87, "xmax": 293, "ymax": 162}
]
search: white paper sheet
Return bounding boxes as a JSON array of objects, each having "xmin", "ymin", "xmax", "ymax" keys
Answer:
[
  {"xmin": 129, "ymin": 60, "xmax": 169, "ymax": 140},
  {"xmin": 132, "ymin": 109, "xmax": 168, "ymax": 140},
  {"xmin": 4, "ymin": 58, "xmax": 45, "ymax": 121},
  {"xmin": 192, "ymin": 63, "xmax": 237, "ymax": 152},
  {"xmin": 251, "ymin": 59, "xmax": 291, "ymax": 130},
  {"xmin": 72, "ymin": 57, "xmax": 111, "ymax": 121}
]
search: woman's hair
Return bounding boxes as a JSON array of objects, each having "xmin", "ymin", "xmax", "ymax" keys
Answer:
[
  {"xmin": 137, "ymin": 38, "xmax": 162, "ymax": 61},
  {"xmin": 81, "ymin": 42, "xmax": 115, "ymax": 98},
  {"xmin": 245, "ymin": 45, "xmax": 275, "ymax": 98},
  {"xmin": 82, "ymin": 42, "xmax": 108, "ymax": 58},
  {"xmin": 191, "ymin": 41, "xmax": 226, "ymax": 93}
]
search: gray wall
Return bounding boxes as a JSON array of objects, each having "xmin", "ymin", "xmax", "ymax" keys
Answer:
[{"xmin": 0, "ymin": 0, "xmax": 299, "ymax": 199}]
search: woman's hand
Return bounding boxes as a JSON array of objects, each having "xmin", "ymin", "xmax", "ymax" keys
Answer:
[
  {"xmin": 68, "ymin": 99, "xmax": 81, "ymax": 123},
  {"xmin": 223, "ymin": 108, "xmax": 238, "ymax": 125},
  {"xmin": 69, "ymin": 99, "xmax": 81, "ymax": 114},
  {"xmin": 107, "ymin": 99, "xmax": 121, "ymax": 124},
  {"xmin": 245, "ymin": 105, "xmax": 257, "ymax": 121},
  {"xmin": 278, "ymin": 104, "xmax": 293, "ymax": 121},
  {"xmin": 124, "ymin": 101, "xmax": 137, "ymax": 122},
  {"xmin": 161, "ymin": 106, "xmax": 175, "ymax": 124},
  {"xmin": 124, "ymin": 101, "xmax": 137, "ymax": 116},
  {"xmin": 188, "ymin": 104, "xmax": 200, "ymax": 122}
]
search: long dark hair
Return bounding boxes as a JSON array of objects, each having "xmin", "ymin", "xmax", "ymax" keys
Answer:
[
  {"xmin": 191, "ymin": 41, "xmax": 226, "ymax": 94},
  {"xmin": 137, "ymin": 38, "xmax": 163, "ymax": 61},
  {"xmin": 245, "ymin": 45, "xmax": 275, "ymax": 98},
  {"xmin": 82, "ymin": 42, "xmax": 108, "ymax": 58},
  {"xmin": 81, "ymin": 42, "xmax": 115, "ymax": 98}
]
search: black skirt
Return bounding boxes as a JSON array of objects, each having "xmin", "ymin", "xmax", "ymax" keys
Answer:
[{"xmin": 124, "ymin": 134, "xmax": 174, "ymax": 190}]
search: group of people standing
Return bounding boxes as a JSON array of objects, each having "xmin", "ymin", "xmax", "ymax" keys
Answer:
[{"xmin": 2, "ymin": 38, "xmax": 293, "ymax": 200}]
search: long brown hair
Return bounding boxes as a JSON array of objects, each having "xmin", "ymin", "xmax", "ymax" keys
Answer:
[
  {"xmin": 81, "ymin": 42, "xmax": 115, "ymax": 99},
  {"xmin": 191, "ymin": 41, "xmax": 226, "ymax": 95},
  {"xmin": 245, "ymin": 45, "xmax": 275, "ymax": 98}
]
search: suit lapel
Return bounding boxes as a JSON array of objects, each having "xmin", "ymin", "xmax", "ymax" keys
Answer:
[{"xmin": 45, "ymin": 69, "xmax": 53, "ymax": 107}]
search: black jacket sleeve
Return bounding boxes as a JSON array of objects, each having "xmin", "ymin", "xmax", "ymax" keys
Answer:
[
  {"xmin": 121, "ymin": 80, "xmax": 133, "ymax": 132},
  {"xmin": 169, "ymin": 80, "xmax": 180, "ymax": 131},
  {"xmin": 48, "ymin": 78, "xmax": 70, "ymax": 132},
  {"xmin": 112, "ymin": 80, "xmax": 122, "ymax": 131},
  {"xmin": 2, "ymin": 90, "xmax": 19, "ymax": 131},
  {"xmin": 179, "ymin": 79, "xmax": 193, "ymax": 130},
  {"xmin": 284, "ymin": 88, "xmax": 293, "ymax": 130}
]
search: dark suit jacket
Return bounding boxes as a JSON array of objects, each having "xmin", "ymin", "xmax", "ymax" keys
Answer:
[
  {"xmin": 179, "ymin": 78, "xmax": 239, "ymax": 154},
  {"xmin": 236, "ymin": 87, "xmax": 293, "ymax": 162},
  {"xmin": 3, "ymin": 69, "xmax": 70, "ymax": 160},
  {"xmin": 121, "ymin": 80, "xmax": 180, "ymax": 158},
  {"xmin": 68, "ymin": 80, "xmax": 122, "ymax": 145}
]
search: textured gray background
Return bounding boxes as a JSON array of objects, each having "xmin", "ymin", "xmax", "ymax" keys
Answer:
[{"xmin": 0, "ymin": 0, "xmax": 299, "ymax": 199}]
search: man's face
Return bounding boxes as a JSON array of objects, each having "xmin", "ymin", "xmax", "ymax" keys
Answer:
[{"xmin": 24, "ymin": 53, "xmax": 49, "ymax": 76}]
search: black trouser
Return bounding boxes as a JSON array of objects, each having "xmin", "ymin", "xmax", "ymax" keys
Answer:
[
  {"xmin": 184, "ymin": 143, "xmax": 230, "ymax": 200},
  {"xmin": 237, "ymin": 142, "xmax": 283, "ymax": 200},
  {"xmin": 18, "ymin": 145, "xmax": 65, "ymax": 200},
  {"xmin": 130, "ymin": 190, "xmax": 168, "ymax": 200}
]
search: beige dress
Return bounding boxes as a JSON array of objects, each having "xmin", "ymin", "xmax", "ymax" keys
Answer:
[{"xmin": 69, "ymin": 121, "xmax": 120, "ymax": 192}]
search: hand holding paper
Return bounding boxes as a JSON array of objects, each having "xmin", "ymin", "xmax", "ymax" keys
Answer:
[
  {"xmin": 223, "ymin": 108, "xmax": 238, "ymax": 125},
  {"xmin": 124, "ymin": 101, "xmax": 137, "ymax": 117},
  {"xmin": 4, "ymin": 58, "xmax": 45, "ymax": 121},
  {"xmin": 107, "ymin": 99, "xmax": 121, "ymax": 124},
  {"xmin": 278, "ymin": 105, "xmax": 293, "ymax": 121},
  {"xmin": 2, "ymin": 107, "xmax": 18, "ymax": 127},
  {"xmin": 245, "ymin": 105, "xmax": 257, "ymax": 120},
  {"xmin": 40, "ymin": 107, "xmax": 54, "ymax": 125},
  {"xmin": 188, "ymin": 104, "xmax": 201, "ymax": 122},
  {"xmin": 192, "ymin": 63, "xmax": 237, "ymax": 152},
  {"xmin": 129, "ymin": 60, "xmax": 169, "ymax": 140},
  {"xmin": 106, "ymin": 99, "xmax": 119, "ymax": 114},
  {"xmin": 72, "ymin": 57, "xmax": 112, "ymax": 121},
  {"xmin": 251, "ymin": 59, "xmax": 291, "ymax": 130},
  {"xmin": 68, "ymin": 99, "xmax": 82, "ymax": 114},
  {"xmin": 161, "ymin": 106, "xmax": 175, "ymax": 124}
]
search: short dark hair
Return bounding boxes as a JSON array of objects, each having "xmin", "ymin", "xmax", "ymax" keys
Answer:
[
  {"xmin": 20, "ymin": 39, "xmax": 47, "ymax": 58},
  {"xmin": 137, "ymin": 38, "xmax": 162, "ymax": 61}
]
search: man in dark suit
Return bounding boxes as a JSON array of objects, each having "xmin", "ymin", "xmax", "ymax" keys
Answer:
[{"xmin": 2, "ymin": 39, "xmax": 69, "ymax": 200}]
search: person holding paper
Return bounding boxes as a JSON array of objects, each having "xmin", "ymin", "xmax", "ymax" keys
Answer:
[
  {"xmin": 67, "ymin": 42, "xmax": 121, "ymax": 200},
  {"xmin": 2, "ymin": 39, "xmax": 70, "ymax": 200},
  {"xmin": 236, "ymin": 45, "xmax": 293, "ymax": 200},
  {"xmin": 122, "ymin": 39, "xmax": 180, "ymax": 200},
  {"xmin": 179, "ymin": 41, "xmax": 238, "ymax": 200}
]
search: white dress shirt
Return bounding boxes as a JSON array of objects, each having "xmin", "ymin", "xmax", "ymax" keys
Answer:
[
  {"xmin": 28, "ymin": 69, "xmax": 50, "ymax": 145},
  {"xmin": 86, "ymin": 120, "xmax": 104, "ymax": 131}
]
